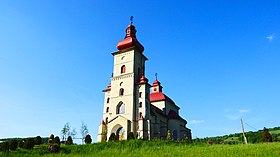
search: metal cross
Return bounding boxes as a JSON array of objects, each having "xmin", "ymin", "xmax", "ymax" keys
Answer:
[
  {"xmin": 130, "ymin": 16, "xmax": 134, "ymax": 24},
  {"xmin": 155, "ymin": 73, "xmax": 158, "ymax": 80}
]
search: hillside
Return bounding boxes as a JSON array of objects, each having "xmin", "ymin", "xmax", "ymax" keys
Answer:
[{"xmin": 194, "ymin": 126, "xmax": 280, "ymax": 144}]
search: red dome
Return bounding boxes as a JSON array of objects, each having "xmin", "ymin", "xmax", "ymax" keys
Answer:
[
  {"xmin": 116, "ymin": 24, "xmax": 144, "ymax": 53},
  {"xmin": 152, "ymin": 79, "xmax": 161, "ymax": 86},
  {"xmin": 139, "ymin": 75, "xmax": 148, "ymax": 84}
]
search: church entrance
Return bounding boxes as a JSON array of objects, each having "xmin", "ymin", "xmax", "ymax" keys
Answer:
[
  {"xmin": 116, "ymin": 127, "xmax": 125, "ymax": 140},
  {"xmin": 111, "ymin": 124, "xmax": 126, "ymax": 141}
]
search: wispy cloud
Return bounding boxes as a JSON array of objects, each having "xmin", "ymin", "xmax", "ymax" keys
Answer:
[
  {"xmin": 239, "ymin": 109, "xmax": 250, "ymax": 113},
  {"xmin": 266, "ymin": 33, "xmax": 275, "ymax": 42},
  {"xmin": 225, "ymin": 114, "xmax": 240, "ymax": 120},
  {"xmin": 189, "ymin": 120, "xmax": 205, "ymax": 124},
  {"xmin": 224, "ymin": 108, "xmax": 250, "ymax": 120}
]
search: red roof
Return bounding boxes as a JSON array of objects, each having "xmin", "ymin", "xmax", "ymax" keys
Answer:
[{"xmin": 150, "ymin": 92, "xmax": 176, "ymax": 105}]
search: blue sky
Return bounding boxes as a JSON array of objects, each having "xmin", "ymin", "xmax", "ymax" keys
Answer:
[{"xmin": 0, "ymin": 0, "xmax": 279, "ymax": 142}]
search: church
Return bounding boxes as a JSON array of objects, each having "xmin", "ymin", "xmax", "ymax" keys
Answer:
[{"xmin": 97, "ymin": 19, "xmax": 191, "ymax": 142}]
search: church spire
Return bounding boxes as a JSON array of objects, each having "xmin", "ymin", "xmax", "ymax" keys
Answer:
[{"xmin": 116, "ymin": 16, "xmax": 144, "ymax": 52}]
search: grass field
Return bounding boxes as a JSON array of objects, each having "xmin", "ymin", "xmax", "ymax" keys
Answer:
[{"xmin": 1, "ymin": 140, "xmax": 280, "ymax": 157}]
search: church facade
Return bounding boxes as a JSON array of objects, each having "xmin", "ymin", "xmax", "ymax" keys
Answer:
[{"xmin": 97, "ymin": 20, "xmax": 191, "ymax": 142}]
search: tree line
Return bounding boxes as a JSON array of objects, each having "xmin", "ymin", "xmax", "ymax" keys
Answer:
[{"xmin": 0, "ymin": 121, "xmax": 93, "ymax": 153}]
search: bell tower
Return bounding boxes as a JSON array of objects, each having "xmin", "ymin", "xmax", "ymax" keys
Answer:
[{"xmin": 97, "ymin": 18, "xmax": 151, "ymax": 141}]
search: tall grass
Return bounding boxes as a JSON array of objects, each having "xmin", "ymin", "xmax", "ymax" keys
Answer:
[{"xmin": 1, "ymin": 140, "xmax": 280, "ymax": 157}]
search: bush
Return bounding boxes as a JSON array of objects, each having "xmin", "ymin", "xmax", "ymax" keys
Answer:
[
  {"xmin": 9, "ymin": 139, "xmax": 18, "ymax": 150},
  {"xmin": 261, "ymin": 127, "xmax": 272, "ymax": 142},
  {"xmin": 23, "ymin": 138, "xmax": 35, "ymax": 149},
  {"xmin": 53, "ymin": 136, "xmax": 61, "ymax": 152},
  {"xmin": 109, "ymin": 133, "xmax": 117, "ymax": 141},
  {"xmin": 166, "ymin": 130, "xmax": 172, "ymax": 140},
  {"xmin": 85, "ymin": 135, "xmax": 92, "ymax": 144},
  {"xmin": 0, "ymin": 141, "xmax": 9, "ymax": 152},
  {"xmin": 127, "ymin": 132, "xmax": 135, "ymax": 140},
  {"xmin": 34, "ymin": 136, "xmax": 42, "ymax": 145},
  {"xmin": 48, "ymin": 134, "xmax": 61, "ymax": 153},
  {"xmin": 66, "ymin": 136, "xmax": 73, "ymax": 145}
]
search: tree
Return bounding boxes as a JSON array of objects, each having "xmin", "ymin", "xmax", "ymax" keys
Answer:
[
  {"xmin": 34, "ymin": 136, "xmax": 42, "ymax": 145},
  {"xmin": 61, "ymin": 122, "xmax": 70, "ymax": 142},
  {"xmin": 80, "ymin": 121, "xmax": 89, "ymax": 144},
  {"xmin": 0, "ymin": 141, "xmax": 9, "ymax": 152},
  {"xmin": 9, "ymin": 139, "xmax": 18, "ymax": 150},
  {"xmin": 85, "ymin": 135, "xmax": 92, "ymax": 144},
  {"xmin": 66, "ymin": 136, "xmax": 73, "ymax": 145},
  {"xmin": 261, "ymin": 127, "xmax": 272, "ymax": 142},
  {"xmin": 70, "ymin": 128, "xmax": 77, "ymax": 139},
  {"xmin": 23, "ymin": 138, "xmax": 35, "ymax": 149}
]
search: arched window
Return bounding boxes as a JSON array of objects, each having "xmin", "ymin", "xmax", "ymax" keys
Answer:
[
  {"xmin": 107, "ymin": 98, "xmax": 110, "ymax": 103},
  {"xmin": 106, "ymin": 107, "xmax": 109, "ymax": 113},
  {"xmin": 105, "ymin": 117, "xmax": 108, "ymax": 124},
  {"xmin": 121, "ymin": 65, "xmax": 126, "ymax": 74},
  {"xmin": 139, "ymin": 102, "xmax": 142, "ymax": 108},
  {"xmin": 119, "ymin": 88, "xmax": 124, "ymax": 96},
  {"xmin": 117, "ymin": 102, "xmax": 125, "ymax": 114},
  {"xmin": 139, "ymin": 92, "xmax": 142, "ymax": 98},
  {"xmin": 139, "ymin": 112, "xmax": 142, "ymax": 118}
]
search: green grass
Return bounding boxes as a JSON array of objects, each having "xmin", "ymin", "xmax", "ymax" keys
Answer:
[{"xmin": 1, "ymin": 140, "xmax": 280, "ymax": 157}]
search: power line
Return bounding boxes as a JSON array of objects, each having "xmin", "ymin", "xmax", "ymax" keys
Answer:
[{"xmin": 243, "ymin": 121, "xmax": 258, "ymax": 131}]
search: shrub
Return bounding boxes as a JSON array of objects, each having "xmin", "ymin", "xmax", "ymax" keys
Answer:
[
  {"xmin": 85, "ymin": 135, "xmax": 92, "ymax": 144},
  {"xmin": 261, "ymin": 127, "xmax": 272, "ymax": 142},
  {"xmin": 127, "ymin": 132, "xmax": 135, "ymax": 140},
  {"xmin": 48, "ymin": 134, "xmax": 61, "ymax": 153},
  {"xmin": 18, "ymin": 140, "xmax": 24, "ymax": 148},
  {"xmin": 109, "ymin": 133, "xmax": 117, "ymax": 141},
  {"xmin": 9, "ymin": 139, "xmax": 18, "ymax": 150},
  {"xmin": 0, "ymin": 141, "xmax": 9, "ymax": 152},
  {"xmin": 53, "ymin": 136, "xmax": 61, "ymax": 152},
  {"xmin": 34, "ymin": 136, "xmax": 42, "ymax": 145},
  {"xmin": 66, "ymin": 136, "xmax": 73, "ymax": 145},
  {"xmin": 166, "ymin": 130, "xmax": 172, "ymax": 140},
  {"xmin": 23, "ymin": 138, "xmax": 35, "ymax": 149}
]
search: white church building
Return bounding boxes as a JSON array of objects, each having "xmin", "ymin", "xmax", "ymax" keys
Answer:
[{"xmin": 97, "ymin": 20, "xmax": 191, "ymax": 142}]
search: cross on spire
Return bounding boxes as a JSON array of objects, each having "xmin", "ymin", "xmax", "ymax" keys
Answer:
[
  {"xmin": 155, "ymin": 73, "xmax": 158, "ymax": 80},
  {"xmin": 130, "ymin": 16, "xmax": 134, "ymax": 25}
]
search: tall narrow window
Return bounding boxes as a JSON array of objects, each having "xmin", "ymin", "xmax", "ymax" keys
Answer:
[
  {"xmin": 139, "ymin": 102, "xmax": 142, "ymax": 108},
  {"xmin": 105, "ymin": 117, "xmax": 108, "ymax": 124},
  {"xmin": 106, "ymin": 107, "xmax": 109, "ymax": 113},
  {"xmin": 139, "ymin": 112, "xmax": 142, "ymax": 118},
  {"xmin": 139, "ymin": 92, "xmax": 142, "ymax": 98},
  {"xmin": 107, "ymin": 98, "xmax": 110, "ymax": 103},
  {"xmin": 119, "ymin": 88, "xmax": 124, "ymax": 96},
  {"xmin": 117, "ymin": 102, "xmax": 125, "ymax": 114},
  {"xmin": 121, "ymin": 65, "xmax": 126, "ymax": 74}
]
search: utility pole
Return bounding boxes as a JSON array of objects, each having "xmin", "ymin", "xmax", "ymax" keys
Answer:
[{"xmin": 240, "ymin": 118, "xmax": 248, "ymax": 144}]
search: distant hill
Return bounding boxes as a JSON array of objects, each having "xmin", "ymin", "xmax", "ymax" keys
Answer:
[
  {"xmin": 193, "ymin": 126, "xmax": 280, "ymax": 144},
  {"xmin": 1, "ymin": 126, "xmax": 280, "ymax": 144},
  {"xmin": 0, "ymin": 137, "xmax": 49, "ymax": 144}
]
